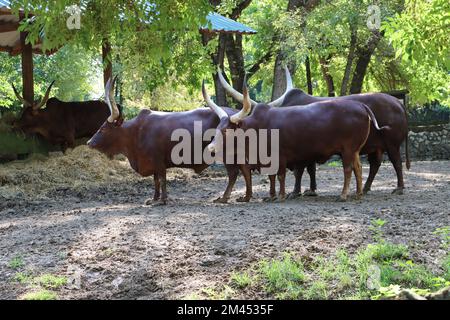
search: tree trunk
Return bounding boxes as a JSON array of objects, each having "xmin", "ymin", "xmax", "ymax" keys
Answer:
[
  {"xmin": 340, "ymin": 28, "xmax": 357, "ymax": 96},
  {"xmin": 349, "ymin": 31, "xmax": 382, "ymax": 94},
  {"xmin": 305, "ymin": 56, "xmax": 313, "ymax": 95},
  {"xmin": 271, "ymin": 53, "xmax": 287, "ymax": 100},
  {"xmin": 271, "ymin": 0, "xmax": 320, "ymax": 99},
  {"xmin": 20, "ymin": 31, "xmax": 34, "ymax": 106},
  {"xmin": 319, "ymin": 55, "xmax": 335, "ymax": 97},
  {"xmin": 225, "ymin": 34, "xmax": 245, "ymax": 98},
  {"xmin": 202, "ymin": 32, "xmax": 227, "ymax": 106}
]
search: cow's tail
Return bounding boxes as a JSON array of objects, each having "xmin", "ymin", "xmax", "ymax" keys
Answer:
[
  {"xmin": 361, "ymin": 104, "xmax": 391, "ymax": 131},
  {"xmin": 405, "ymin": 130, "xmax": 411, "ymax": 170},
  {"xmin": 401, "ymin": 101, "xmax": 411, "ymax": 170}
]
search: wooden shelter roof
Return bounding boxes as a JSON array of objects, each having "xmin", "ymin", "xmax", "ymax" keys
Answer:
[{"xmin": 0, "ymin": 0, "xmax": 55, "ymax": 56}]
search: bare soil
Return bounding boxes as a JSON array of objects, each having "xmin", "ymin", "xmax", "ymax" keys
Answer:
[{"xmin": 0, "ymin": 147, "xmax": 449, "ymax": 299}]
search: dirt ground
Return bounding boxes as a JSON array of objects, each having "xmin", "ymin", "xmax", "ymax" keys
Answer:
[{"xmin": 0, "ymin": 147, "xmax": 449, "ymax": 300}]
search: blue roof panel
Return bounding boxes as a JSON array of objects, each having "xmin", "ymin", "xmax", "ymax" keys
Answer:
[
  {"xmin": 202, "ymin": 12, "xmax": 256, "ymax": 34},
  {"xmin": 0, "ymin": 0, "xmax": 10, "ymax": 9}
]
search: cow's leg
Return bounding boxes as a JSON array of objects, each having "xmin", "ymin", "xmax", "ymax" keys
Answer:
[
  {"xmin": 237, "ymin": 165, "xmax": 252, "ymax": 202},
  {"xmin": 386, "ymin": 145, "xmax": 405, "ymax": 195},
  {"xmin": 339, "ymin": 152, "xmax": 354, "ymax": 202},
  {"xmin": 276, "ymin": 165, "xmax": 287, "ymax": 202},
  {"xmin": 287, "ymin": 165, "xmax": 305, "ymax": 199},
  {"xmin": 157, "ymin": 170, "xmax": 168, "ymax": 205},
  {"xmin": 363, "ymin": 150, "xmax": 383, "ymax": 194},
  {"xmin": 304, "ymin": 163, "xmax": 318, "ymax": 197},
  {"xmin": 214, "ymin": 165, "xmax": 239, "ymax": 204},
  {"xmin": 352, "ymin": 153, "xmax": 363, "ymax": 199},
  {"xmin": 264, "ymin": 175, "xmax": 277, "ymax": 202},
  {"xmin": 145, "ymin": 174, "xmax": 161, "ymax": 205}
]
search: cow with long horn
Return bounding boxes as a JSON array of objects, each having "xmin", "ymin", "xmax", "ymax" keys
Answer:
[
  {"xmin": 204, "ymin": 77, "xmax": 390, "ymax": 202},
  {"xmin": 88, "ymin": 76, "xmax": 253, "ymax": 205},
  {"xmin": 12, "ymin": 81, "xmax": 112, "ymax": 151},
  {"xmin": 218, "ymin": 68, "xmax": 410, "ymax": 196}
]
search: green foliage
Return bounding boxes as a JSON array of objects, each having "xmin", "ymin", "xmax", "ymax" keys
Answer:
[
  {"xmin": 327, "ymin": 160, "xmax": 342, "ymax": 168},
  {"xmin": 8, "ymin": 256, "xmax": 24, "ymax": 270},
  {"xmin": 368, "ymin": 218, "xmax": 387, "ymax": 243},
  {"xmin": 33, "ymin": 274, "xmax": 67, "ymax": 289},
  {"xmin": 194, "ymin": 220, "xmax": 450, "ymax": 300},
  {"xmin": 21, "ymin": 290, "xmax": 57, "ymax": 301},
  {"xmin": 259, "ymin": 252, "xmax": 305, "ymax": 297},
  {"xmin": 13, "ymin": 272, "xmax": 33, "ymax": 284},
  {"xmin": 230, "ymin": 271, "xmax": 254, "ymax": 289},
  {"xmin": 434, "ymin": 226, "xmax": 450, "ymax": 250}
]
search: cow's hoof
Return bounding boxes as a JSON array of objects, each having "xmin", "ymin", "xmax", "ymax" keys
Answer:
[
  {"xmin": 213, "ymin": 197, "xmax": 229, "ymax": 204},
  {"xmin": 263, "ymin": 196, "xmax": 277, "ymax": 203},
  {"xmin": 236, "ymin": 196, "xmax": 251, "ymax": 203},
  {"xmin": 337, "ymin": 196, "xmax": 348, "ymax": 202},
  {"xmin": 303, "ymin": 189, "xmax": 318, "ymax": 197},
  {"xmin": 144, "ymin": 198, "xmax": 159, "ymax": 206},
  {"xmin": 152, "ymin": 199, "xmax": 167, "ymax": 206},
  {"xmin": 392, "ymin": 188, "xmax": 404, "ymax": 195},
  {"xmin": 354, "ymin": 193, "xmax": 363, "ymax": 200},
  {"xmin": 363, "ymin": 188, "xmax": 370, "ymax": 195},
  {"xmin": 274, "ymin": 195, "xmax": 286, "ymax": 203},
  {"xmin": 287, "ymin": 192, "xmax": 301, "ymax": 200}
]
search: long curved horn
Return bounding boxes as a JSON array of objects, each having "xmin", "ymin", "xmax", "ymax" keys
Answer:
[
  {"xmin": 11, "ymin": 83, "xmax": 32, "ymax": 108},
  {"xmin": 106, "ymin": 76, "xmax": 120, "ymax": 123},
  {"xmin": 267, "ymin": 66, "xmax": 293, "ymax": 107},
  {"xmin": 202, "ymin": 81, "xmax": 228, "ymax": 120},
  {"xmin": 217, "ymin": 67, "xmax": 257, "ymax": 106},
  {"xmin": 230, "ymin": 76, "xmax": 252, "ymax": 124},
  {"xmin": 34, "ymin": 80, "xmax": 55, "ymax": 110}
]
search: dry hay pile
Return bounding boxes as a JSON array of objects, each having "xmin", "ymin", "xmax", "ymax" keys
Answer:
[
  {"xmin": 0, "ymin": 145, "xmax": 201, "ymax": 200},
  {"xmin": 0, "ymin": 146, "xmax": 140, "ymax": 200}
]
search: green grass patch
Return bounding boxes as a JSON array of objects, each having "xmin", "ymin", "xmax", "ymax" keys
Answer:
[
  {"xmin": 8, "ymin": 256, "xmax": 24, "ymax": 270},
  {"xmin": 33, "ymin": 274, "xmax": 67, "ymax": 289},
  {"xmin": 259, "ymin": 253, "xmax": 305, "ymax": 299},
  {"xmin": 327, "ymin": 160, "xmax": 342, "ymax": 168},
  {"xmin": 21, "ymin": 290, "xmax": 57, "ymax": 301},
  {"xmin": 193, "ymin": 221, "xmax": 450, "ymax": 300},
  {"xmin": 230, "ymin": 271, "xmax": 254, "ymax": 289}
]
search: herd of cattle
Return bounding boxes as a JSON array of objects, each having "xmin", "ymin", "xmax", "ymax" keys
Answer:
[{"xmin": 11, "ymin": 69, "xmax": 410, "ymax": 205}]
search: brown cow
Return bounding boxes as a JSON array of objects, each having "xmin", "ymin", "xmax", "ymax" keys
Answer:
[
  {"xmin": 87, "ymin": 76, "xmax": 253, "ymax": 205},
  {"xmin": 204, "ymin": 80, "xmax": 390, "ymax": 201},
  {"xmin": 218, "ymin": 70, "xmax": 410, "ymax": 196},
  {"xmin": 12, "ymin": 82, "xmax": 111, "ymax": 151}
]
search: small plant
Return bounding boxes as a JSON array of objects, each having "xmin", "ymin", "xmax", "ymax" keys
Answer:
[
  {"xmin": 304, "ymin": 280, "xmax": 328, "ymax": 300},
  {"xmin": 369, "ymin": 219, "xmax": 387, "ymax": 243},
  {"xmin": 230, "ymin": 271, "xmax": 254, "ymax": 289},
  {"xmin": 8, "ymin": 256, "xmax": 24, "ymax": 270},
  {"xmin": 33, "ymin": 274, "xmax": 67, "ymax": 289},
  {"xmin": 13, "ymin": 272, "xmax": 32, "ymax": 284},
  {"xmin": 327, "ymin": 160, "xmax": 342, "ymax": 168},
  {"xmin": 259, "ymin": 253, "xmax": 305, "ymax": 295},
  {"xmin": 21, "ymin": 290, "xmax": 57, "ymax": 301},
  {"xmin": 201, "ymin": 285, "xmax": 235, "ymax": 300},
  {"xmin": 434, "ymin": 226, "xmax": 450, "ymax": 249}
]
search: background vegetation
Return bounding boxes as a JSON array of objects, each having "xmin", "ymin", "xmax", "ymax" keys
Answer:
[{"xmin": 0, "ymin": 0, "xmax": 448, "ymax": 117}]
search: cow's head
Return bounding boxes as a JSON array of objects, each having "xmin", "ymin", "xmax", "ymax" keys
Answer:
[
  {"xmin": 12, "ymin": 81, "xmax": 55, "ymax": 134},
  {"xmin": 202, "ymin": 79, "xmax": 252, "ymax": 155},
  {"xmin": 87, "ymin": 76, "xmax": 124, "ymax": 158}
]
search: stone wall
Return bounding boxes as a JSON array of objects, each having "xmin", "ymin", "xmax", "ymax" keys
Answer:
[{"xmin": 406, "ymin": 123, "xmax": 450, "ymax": 160}]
